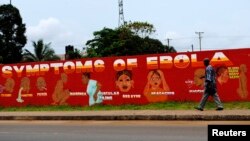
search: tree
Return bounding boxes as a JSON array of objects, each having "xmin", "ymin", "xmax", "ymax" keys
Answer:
[
  {"xmin": 0, "ymin": 4, "xmax": 27, "ymax": 64},
  {"xmin": 86, "ymin": 28, "xmax": 124, "ymax": 57},
  {"xmin": 125, "ymin": 21, "xmax": 156, "ymax": 38},
  {"xmin": 23, "ymin": 39, "xmax": 60, "ymax": 62},
  {"xmin": 85, "ymin": 26, "xmax": 176, "ymax": 58},
  {"xmin": 164, "ymin": 45, "xmax": 177, "ymax": 53}
]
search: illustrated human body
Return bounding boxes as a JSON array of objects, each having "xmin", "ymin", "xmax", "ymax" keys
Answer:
[
  {"xmin": 194, "ymin": 68, "xmax": 205, "ymax": 87},
  {"xmin": 216, "ymin": 66, "xmax": 229, "ymax": 85},
  {"xmin": 36, "ymin": 77, "xmax": 47, "ymax": 91},
  {"xmin": 144, "ymin": 69, "xmax": 170, "ymax": 103},
  {"xmin": 115, "ymin": 70, "xmax": 134, "ymax": 92},
  {"xmin": 82, "ymin": 73, "xmax": 103, "ymax": 106},
  {"xmin": 52, "ymin": 73, "xmax": 70, "ymax": 105},
  {"xmin": 237, "ymin": 64, "xmax": 248, "ymax": 99},
  {"xmin": 17, "ymin": 77, "xmax": 30, "ymax": 103}
]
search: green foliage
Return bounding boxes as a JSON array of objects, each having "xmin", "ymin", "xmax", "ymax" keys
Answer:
[
  {"xmin": 0, "ymin": 4, "xmax": 27, "ymax": 64},
  {"xmin": 23, "ymin": 39, "xmax": 60, "ymax": 62},
  {"xmin": 0, "ymin": 102, "xmax": 249, "ymax": 111},
  {"xmin": 125, "ymin": 21, "xmax": 156, "ymax": 38},
  {"xmin": 85, "ymin": 25, "xmax": 176, "ymax": 58}
]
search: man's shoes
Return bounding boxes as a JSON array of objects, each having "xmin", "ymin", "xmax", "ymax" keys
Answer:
[
  {"xmin": 195, "ymin": 107, "xmax": 203, "ymax": 111},
  {"xmin": 216, "ymin": 107, "xmax": 224, "ymax": 111}
]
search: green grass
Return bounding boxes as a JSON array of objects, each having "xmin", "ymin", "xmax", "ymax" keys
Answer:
[{"xmin": 0, "ymin": 102, "xmax": 249, "ymax": 112}]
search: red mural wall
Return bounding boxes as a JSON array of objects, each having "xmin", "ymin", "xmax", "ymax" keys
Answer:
[{"xmin": 0, "ymin": 48, "xmax": 249, "ymax": 107}]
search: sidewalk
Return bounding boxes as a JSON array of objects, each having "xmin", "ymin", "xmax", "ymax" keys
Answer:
[{"xmin": 0, "ymin": 110, "xmax": 250, "ymax": 120}]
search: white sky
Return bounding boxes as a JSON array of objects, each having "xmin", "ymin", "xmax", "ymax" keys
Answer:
[{"xmin": 1, "ymin": 0, "xmax": 250, "ymax": 54}]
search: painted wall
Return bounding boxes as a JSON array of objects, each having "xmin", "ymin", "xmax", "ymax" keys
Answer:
[{"xmin": 0, "ymin": 48, "xmax": 249, "ymax": 107}]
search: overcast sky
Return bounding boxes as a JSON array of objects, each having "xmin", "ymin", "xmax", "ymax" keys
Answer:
[{"xmin": 1, "ymin": 0, "xmax": 250, "ymax": 54}]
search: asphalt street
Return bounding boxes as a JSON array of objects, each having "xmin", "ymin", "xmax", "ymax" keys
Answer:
[{"xmin": 0, "ymin": 121, "xmax": 249, "ymax": 141}]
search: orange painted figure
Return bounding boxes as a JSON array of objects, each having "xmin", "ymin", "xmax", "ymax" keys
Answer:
[
  {"xmin": 0, "ymin": 78, "xmax": 15, "ymax": 95},
  {"xmin": 194, "ymin": 68, "xmax": 205, "ymax": 87},
  {"xmin": 115, "ymin": 70, "xmax": 134, "ymax": 93},
  {"xmin": 144, "ymin": 69, "xmax": 170, "ymax": 103},
  {"xmin": 237, "ymin": 64, "xmax": 248, "ymax": 99},
  {"xmin": 17, "ymin": 77, "xmax": 31, "ymax": 103},
  {"xmin": 52, "ymin": 73, "xmax": 70, "ymax": 105},
  {"xmin": 36, "ymin": 77, "xmax": 47, "ymax": 91},
  {"xmin": 216, "ymin": 66, "xmax": 229, "ymax": 85},
  {"xmin": 4, "ymin": 78, "xmax": 15, "ymax": 93}
]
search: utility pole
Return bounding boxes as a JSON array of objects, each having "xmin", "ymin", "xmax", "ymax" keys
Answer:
[
  {"xmin": 165, "ymin": 38, "xmax": 172, "ymax": 52},
  {"xmin": 195, "ymin": 32, "xmax": 204, "ymax": 51},
  {"xmin": 10, "ymin": 0, "xmax": 12, "ymax": 5},
  {"xmin": 191, "ymin": 44, "xmax": 194, "ymax": 52},
  {"xmin": 166, "ymin": 38, "xmax": 172, "ymax": 47}
]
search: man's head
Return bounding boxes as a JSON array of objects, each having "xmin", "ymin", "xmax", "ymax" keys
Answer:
[{"xmin": 203, "ymin": 58, "xmax": 210, "ymax": 67}]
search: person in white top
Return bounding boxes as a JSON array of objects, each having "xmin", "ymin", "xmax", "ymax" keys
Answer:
[{"xmin": 82, "ymin": 72, "xmax": 103, "ymax": 106}]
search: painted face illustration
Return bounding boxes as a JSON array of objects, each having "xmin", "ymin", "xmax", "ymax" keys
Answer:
[
  {"xmin": 61, "ymin": 73, "xmax": 68, "ymax": 83},
  {"xmin": 194, "ymin": 69, "xmax": 205, "ymax": 87},
  {"xmin": 20, "ymin": 77, "xmax": 30, "ymax": 92},
  {"xmin": 36, "ymin": 77, "xmax": 47, "ymax": 91},
  {"xmin": 4, "ymin": 78, "xmax": 15, "ymax": 93},
  {"xmin": 116, "ymin": 74, "xmax": 134, "ymax": 92},
  {"xmin": 82, "ymin": 75, "xmax": 89, "ymax": 85},
  {"xmin": 220, "ymin": 69, "xmax": 229, "ymax": 83},
  {"xmin": 217, "ymin": 66, "xmax": 229, "ymax": 84},
  {"xmin": 149, "ymin": 73, "xmax": 162, "ymax": 88}
]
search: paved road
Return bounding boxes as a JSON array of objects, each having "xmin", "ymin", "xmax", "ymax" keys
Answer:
[{"xmin": 0, "ymin": 121, "xmax": 249, "ymax": 141}]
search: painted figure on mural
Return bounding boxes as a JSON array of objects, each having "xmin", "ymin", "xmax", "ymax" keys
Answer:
[
  {"xmin": 0, "ymin": 78, "xmax": 15, "ymax": 94},
  {"xmin": 17, "ymin": 77, "xmax": 31, "ymax": 103},
  {"xmin": 115, "ymin": 70, "xmax": 134, "ymax": 93},
  {"xmin": 195, "ymin": 58, "xmax": 223, "ymax": 111},
  {"xmin": 193, "ymin": 68, "xmax": 205, "ymax": 87},
  {"xmin": 36, "ymin": 77, "xmax": 47, "ymax": 91},
  {"xmin": 237, "ymin": 64, "xmax": 248, "ymax": 99},
  {"xmin": 143, "ymin": 69, "xmax": 170, "ymax": 103},
  {"xmin": 82, "ymin": 72, "xmax": 103, "ymax": 106},
  {"xmin": 5, "ymin": 78, "xmax": 15, "ymax": 93},
  {"xmin": 52, "ymin": 73, "xmax": 70, "ymax": 105},
  {"xmin": 216, "ymin": 66, "xmax": 229, "ymax": 85}
]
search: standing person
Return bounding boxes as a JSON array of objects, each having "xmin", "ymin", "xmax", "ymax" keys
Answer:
[
  {"xmin": 82, "ymin": 72, "xmax": 103, "ymax": 106},
  {"xmin": 195, "ymin": 58, "xmax": 223, "ymax": 111}
]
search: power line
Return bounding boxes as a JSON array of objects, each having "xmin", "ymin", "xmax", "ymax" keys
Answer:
[{"xmin": 163, "ymin": 35, "xmax": 250, "ymax": 41}]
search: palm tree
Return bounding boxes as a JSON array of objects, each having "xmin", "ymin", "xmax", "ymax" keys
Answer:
[{"xmin": 23, "ymin": 39, "xmax": 60, "ymax": 62}]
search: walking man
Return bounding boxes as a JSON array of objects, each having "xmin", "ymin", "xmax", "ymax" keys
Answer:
[{"xmin": 195, "ymin": 58, "xmax": 223, "ymax": 111}]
